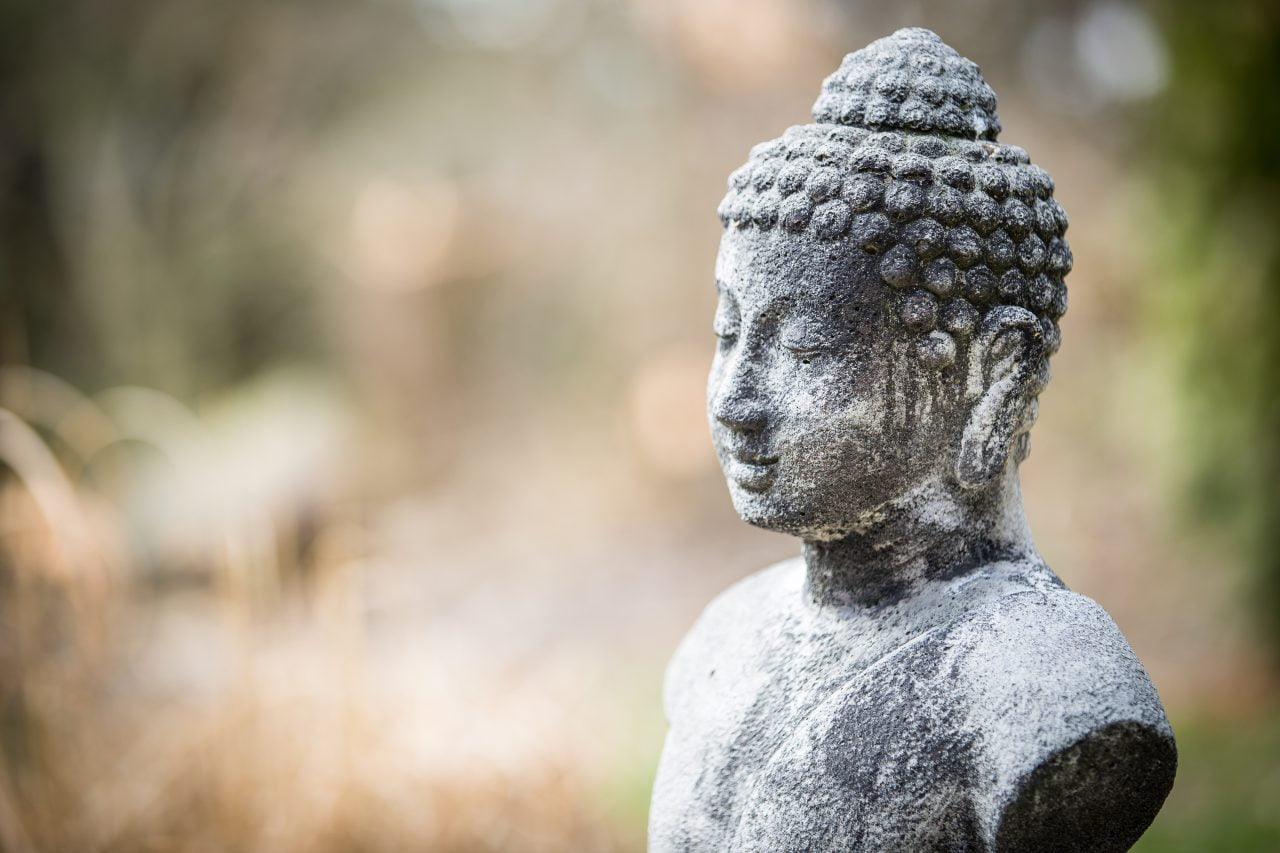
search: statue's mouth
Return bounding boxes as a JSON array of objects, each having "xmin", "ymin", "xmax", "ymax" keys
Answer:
[
  {"xmin": 730, "ymin": 449, "xmax": 778, "ymax": 466},
  {"xmin": 724, "ymin": 449, "xmax": 778, "ymax": 491}
]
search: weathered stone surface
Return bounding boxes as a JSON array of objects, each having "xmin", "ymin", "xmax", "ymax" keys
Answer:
[{"xmin": 650, "ymin": 28, "xmax": 1174, "ymax": 852}]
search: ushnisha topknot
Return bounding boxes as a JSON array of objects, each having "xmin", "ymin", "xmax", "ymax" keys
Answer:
[
  {"xmin": 718, "ymin": 28, "xmax": 1070, "ymax": 367},
  {"xmin": 813, "ymin": 27, "xmax": 1001, "ymax": 140}
]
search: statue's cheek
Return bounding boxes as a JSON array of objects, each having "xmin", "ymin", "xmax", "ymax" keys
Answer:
[
  {"xmin": 784, "ymin": 369, "xmax": 889, "ymax": 434},
  {"xmin": 780, "ymin": 405, "xmax": 893, "ymax": 480}
]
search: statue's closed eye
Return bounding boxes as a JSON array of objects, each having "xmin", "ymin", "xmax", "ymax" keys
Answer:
[
  {"xmin": 783, "ymin": 345, "xmax": 826, "ymax": 367},
  {"xmin": 779, "ymin": 322, "xmax": 832, "ymax": 361}
]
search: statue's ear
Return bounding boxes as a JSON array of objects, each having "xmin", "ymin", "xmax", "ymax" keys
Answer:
[{"xmin": 956, "ymin": 306, "xmax": 1046, "ymax": 489}]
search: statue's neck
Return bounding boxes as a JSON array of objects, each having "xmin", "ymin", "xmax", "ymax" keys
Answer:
[{"xmin": 802, "ymin": 465, "xmax": 1035, "ymax": 608}]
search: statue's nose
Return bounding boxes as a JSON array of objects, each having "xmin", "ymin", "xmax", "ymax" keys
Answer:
[
  {"xmin": 715, "ymin": 402, "xmax": 766, "ymax": 432},
  {"xmin": 711, "ymin": 356, "xmax": 768, "ymax": 433}
]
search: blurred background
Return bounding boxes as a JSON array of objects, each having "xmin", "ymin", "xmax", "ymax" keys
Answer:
[{"xmin": 1, "ymin": 0, "xmax": 1277, "ymax": 849}]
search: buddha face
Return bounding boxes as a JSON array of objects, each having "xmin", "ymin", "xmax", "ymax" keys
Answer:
[{"xmin": 709, "ymin": 226, "xmax": 960, "ymax": 540}]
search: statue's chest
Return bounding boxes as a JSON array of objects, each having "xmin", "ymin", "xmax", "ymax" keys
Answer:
[
  {"xmin": 652, "ymin": 627, "xmax": 900, "ymax": 846},
  {"xmin": 650, "ymin": 620, "xmax": 983, "ymax": 852}
]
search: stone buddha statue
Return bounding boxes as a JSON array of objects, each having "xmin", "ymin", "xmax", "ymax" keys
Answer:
[{"xmin": 649, "ymin": 28, "xmax": 1175, "ymax": 852}]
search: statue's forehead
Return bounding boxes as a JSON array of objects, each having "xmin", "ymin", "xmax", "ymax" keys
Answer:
[{"xmin": 715, "ymin": 228, "xmax": 883, "ymax": 312}]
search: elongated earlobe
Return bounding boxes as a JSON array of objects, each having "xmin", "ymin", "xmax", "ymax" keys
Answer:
[{"xmin": 956, "ymin": 307, "xmax": 1045, "ymax": 489}]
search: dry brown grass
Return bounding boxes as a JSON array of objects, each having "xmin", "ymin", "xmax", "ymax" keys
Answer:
[{"xmin": 0, "ymin": 376, "xmax": 642, "ymax": 852}]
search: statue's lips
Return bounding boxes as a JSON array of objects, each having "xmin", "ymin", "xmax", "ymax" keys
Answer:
[{"xmin": 724, "ymin": 449, "xmax": 779, "ymax": 491}]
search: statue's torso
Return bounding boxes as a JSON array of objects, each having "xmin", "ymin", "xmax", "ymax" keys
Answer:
[{"xmin": 649, "ymin": 559, "xmax": 1174, "ymax": 852}]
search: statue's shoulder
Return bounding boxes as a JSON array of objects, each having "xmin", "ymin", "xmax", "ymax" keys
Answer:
[
  {"xmin": 947, "ymin": 585, "xmax": 1169, "ymax": 729},
  {"xmin": 661, "ymin": 557, "xmax": 803, "ymax": 722},
  {"xmin": 946, "ymin": 586, "xmax": 1178, "ymax": 851}
]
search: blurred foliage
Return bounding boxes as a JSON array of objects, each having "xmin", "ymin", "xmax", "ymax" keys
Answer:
[
  {"xmin": 0, "ymin": 0, "xmax": 386, "ymax": 395},
  {"xmin": 1146, "ymin": 0, "xmax": 1280, "ymax": 659},
  {"xmin": 1134, "ymin": 713, "xmax": 1280, "ymax": 851}
]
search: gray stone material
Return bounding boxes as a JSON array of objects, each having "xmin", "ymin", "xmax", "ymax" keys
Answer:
[{"xmin": 650, "ymin": 28, "xmax": 1175, "ymax": 852}]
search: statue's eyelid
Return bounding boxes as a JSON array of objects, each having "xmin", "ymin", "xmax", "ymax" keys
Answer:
[{"xmin": 778, "ymin": 324, "xmax": 827, "ymax": 353}]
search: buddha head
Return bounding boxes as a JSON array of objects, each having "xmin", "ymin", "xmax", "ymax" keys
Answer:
[{"xmin": 709, "ymin": 28, "xmax": 1071, "ymax": 541}]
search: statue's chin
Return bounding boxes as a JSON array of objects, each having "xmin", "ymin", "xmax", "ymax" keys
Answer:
[{"xmin": 728, "ymin": 485, "xmax": 857, "ymax": 541}]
